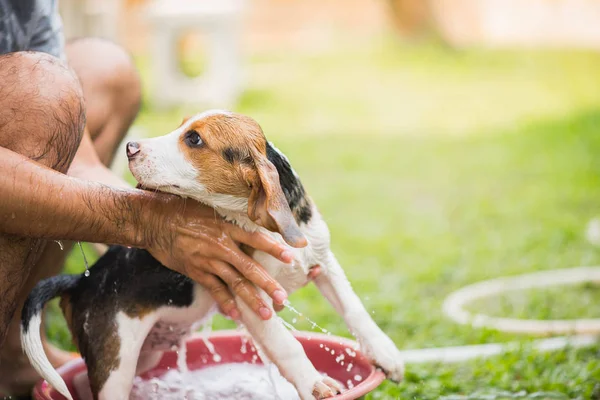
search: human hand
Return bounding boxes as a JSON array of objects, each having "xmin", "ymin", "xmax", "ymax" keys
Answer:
[{"xmin": 144, "ymin": 194, "xmax": 296, "ymax": 320}]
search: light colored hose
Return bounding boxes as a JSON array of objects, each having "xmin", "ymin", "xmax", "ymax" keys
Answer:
[
  {"xmin": 393, "ymin": 266, "xmax": 600, "ymax": 365},
  {"xmin": 442, "ymin": 266, "xmax": 600, "ymax": 335}
]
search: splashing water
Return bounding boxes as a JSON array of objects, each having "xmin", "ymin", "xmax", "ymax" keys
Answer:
[
  {"xmin": 283, "ymin": 301, "xmax": 330, "ymax": 335},
  {"xmin": 130, "ymin": 363, "xmax": 300, "ymax": 400},
  {"xmin": 199, "ymin": 323, "xmax": 221, "ymax": 362},
  {"xmin": 77, "ymin": 242, "xmax": 90, "ymax": 277},
  {"xmin": 345, "ymin": 348, "xmax": 357, "ymax": 357},
  {"xmin": 283, "ymin": 301, "xmax": 333, "ymax": 352},
  {"xmin": 130, "ymin": 363, "xmax": 346, "ymax": 400},
  {"xmin": 279, "ymin": 317, "xmax": 298, "ymax": 331},
  {"xmin": 240, "ymin": 336, "xmax": 249, "ymax": 354},
  {"xmin": 281, "ymin": 301, "xmax": 359, "ymax": 368},
  {"xmin": 176, "ymin": 340, "xmax": 188, "ymax": 373}
]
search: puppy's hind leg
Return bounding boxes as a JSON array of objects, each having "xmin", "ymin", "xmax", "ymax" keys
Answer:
[{"xmin": 90, "ymin": 312, "xmax": 157, "ymax": 400}]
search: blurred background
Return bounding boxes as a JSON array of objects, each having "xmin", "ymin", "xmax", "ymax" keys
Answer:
[{"xmin": 52, "ymin": 1, "xmax": 600, "ymax": 398}]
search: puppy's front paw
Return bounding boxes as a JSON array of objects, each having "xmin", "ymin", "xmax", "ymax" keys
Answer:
[
  {"xmin": 311, "ymin": 376, "xmax": 343, "ymax": 399},
  {"xmin": 361, "ymin": 336, "xmax": 405, "ymax": 383}
]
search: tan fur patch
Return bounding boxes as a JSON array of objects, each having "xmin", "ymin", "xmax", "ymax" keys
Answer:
[
  {"xmin": 178, "ymin": 113, "xmax": 265, "ymax": 196},
  {"xmin": 59, "ymin": 294, "xmax": 77, "ymax": 347}
]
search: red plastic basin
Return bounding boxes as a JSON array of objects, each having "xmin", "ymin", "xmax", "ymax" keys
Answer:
[{"xmin": 33, "ymin": 331, "xmax": 385, "ymax": 400}]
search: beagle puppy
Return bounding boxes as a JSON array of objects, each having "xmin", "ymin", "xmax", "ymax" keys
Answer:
[{"xmin": 21, "ymin": 110, "xmax": 404, "ymax": 400}]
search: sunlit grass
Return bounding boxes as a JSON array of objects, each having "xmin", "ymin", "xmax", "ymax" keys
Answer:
[{"xmin": 49, "ymin": 37, "xmax": 600, "ymax": 398}]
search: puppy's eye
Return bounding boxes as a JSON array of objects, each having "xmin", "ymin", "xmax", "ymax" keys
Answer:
[{"xmin": 184, "ymin": 130, "xmax": 202, "ymax": 148}]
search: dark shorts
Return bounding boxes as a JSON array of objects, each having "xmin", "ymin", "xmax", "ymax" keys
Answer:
[{"xmin": 0, "ymin": 0, "xmax": 64, "ymax": 59}]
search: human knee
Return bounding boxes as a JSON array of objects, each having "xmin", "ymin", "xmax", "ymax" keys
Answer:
[
  {"xmin": 0, "ymin": 51, "xmax": 85, "ymax": 172},
  {"xmin": 67, "ymin": 38, "xmax": 141, "ymax": 121}
]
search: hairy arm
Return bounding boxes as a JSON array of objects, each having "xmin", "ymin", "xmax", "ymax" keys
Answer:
[
  {"xmin": 0, "ymin": 146, "xmax": 291, "ymax": 319},
  {"xmin": 0, "ymin": 146, "xmax": 147, "ymax": 245}
]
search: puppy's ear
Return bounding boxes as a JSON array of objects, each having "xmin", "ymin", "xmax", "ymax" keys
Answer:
[{"xmin": 247, "ymin": 156, "xmax": 307, "ymax": 248}]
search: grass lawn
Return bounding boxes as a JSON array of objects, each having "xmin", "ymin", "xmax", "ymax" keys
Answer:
[{"xmin": 49, "ymin": 36, "xmax": 600, "ymax": 399}]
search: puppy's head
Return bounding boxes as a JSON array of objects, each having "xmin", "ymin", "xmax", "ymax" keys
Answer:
[{"xmin": 127, "ymin": 110, "xmax": 306, "ymax": 247}]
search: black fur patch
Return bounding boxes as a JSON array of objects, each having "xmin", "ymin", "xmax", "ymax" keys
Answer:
[
  {"xmin": 21, "ymin": 274, "xmax": 80, "ymax": 332},
  {"xmin": 67, "ymin": 246, "xmax": 195, "ymax": 317},
  {"xmin": 266, "ymin": 142, "xmax": 312, "ymax": 224}
]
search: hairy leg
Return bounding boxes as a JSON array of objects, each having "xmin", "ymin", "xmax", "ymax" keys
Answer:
[
  {"xmin": 0, "ymin": 39, "xmax": 141, "ymax": 395},
  {"xmin": 0, "ymin": 51, "xmax": 85, "ymax": 394},
  {"xmin": 67, "ymin": 37, "xmax": 141, "ymax": 173}
]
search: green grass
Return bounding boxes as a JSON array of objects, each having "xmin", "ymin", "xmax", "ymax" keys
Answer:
[{"xmin": 49, "ymin": 37, "xmax": 600, "ymax": 398}]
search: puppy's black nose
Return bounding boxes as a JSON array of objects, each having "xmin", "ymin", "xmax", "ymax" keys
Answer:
[{"xmin": 126, "ymin": 141, "xmax": 141, "ymax": 159}]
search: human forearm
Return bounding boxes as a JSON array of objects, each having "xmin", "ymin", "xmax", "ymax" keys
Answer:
[
  {"xmin": 1, "ymin": 146, "xmax": 296, "ymax": 320},
  {"xmin": 0, "ymin": 147, "xmax": 165, "ymax": 247}
]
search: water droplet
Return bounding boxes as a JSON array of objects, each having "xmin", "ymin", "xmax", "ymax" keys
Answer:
[
  {"xmin": 354, "ymin": 374, "xmax": 363, "ymax": 382},
  {"xmin": 330, "ymin": 350, "xmax": 335, "ymax": 355},
  {"xmin": 240, "ymin": 336, "xmax": 248, "ymax": 354},
  {"xmin": 319, "ymin": 344, "xmax": 324, "ymax": 348},
  {"xmin": 77, "ymin": 242, "xmax": 90, "ymax": 277},
  {"xmin": 213, "ymin": 354, "xmax": 222, "ymax": 362},
  {"xmin": 292, "ymin": 318, "xmax": 297, "ymax": 324},
  {"xmin": 279, "ymin": 317, "xmax": 298, "ymax": 331}
]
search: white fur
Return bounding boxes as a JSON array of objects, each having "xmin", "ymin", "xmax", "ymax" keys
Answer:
[
  {"xmin": 95, "ymin": 312, "xmax": 157, "ymax": 400},
  {"xmin": 21, "ymin": 313, "xmax": 73, "ymax": 400},
  {"xmin": 127, "ymin": 127, "xmax": 203, "ymax": 197}
]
